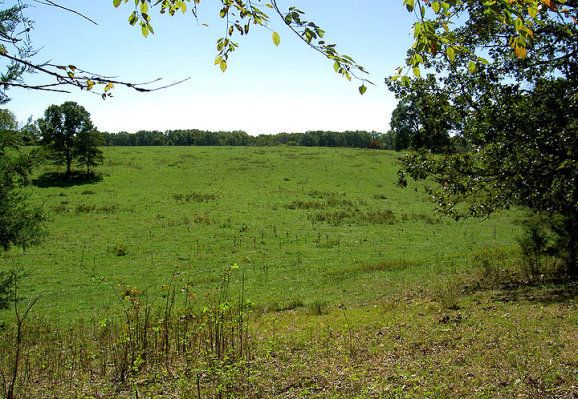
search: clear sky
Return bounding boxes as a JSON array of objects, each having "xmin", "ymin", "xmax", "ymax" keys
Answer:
[{"xmin": 6, "ymin": 1, "xmax": 415, "ymax": 135}]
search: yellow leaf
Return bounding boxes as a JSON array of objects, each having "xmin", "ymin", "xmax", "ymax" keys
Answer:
[
  {"xmin": 272, "ymin": 31, "xmax": 281, "ymax": 47},
  {"xmin": 514, "ymin": 45, "xmax": 527, "ymax": 59},
  {"xmin": 542, "ymin": 0, "xmax": 557, "ymax": 11}
]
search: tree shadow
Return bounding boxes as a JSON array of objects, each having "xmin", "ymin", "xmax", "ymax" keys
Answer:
[
  {"xmin": 494, "ymin": 278, "xmax": 577, "ymax": 305},
  {"xmin": 32, "ymin": 171, "xmax": 103, "ymax": 188}
]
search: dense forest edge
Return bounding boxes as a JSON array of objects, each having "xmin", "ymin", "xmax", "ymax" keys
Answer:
[{"xmin": 99, "ymin": 129, "xmax": 460, "ymax": 152}]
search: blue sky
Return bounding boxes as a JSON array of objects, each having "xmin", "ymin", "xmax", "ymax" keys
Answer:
[{"xmin": 6, "ymin": 1, "xmax": 415, "ymax": 135}]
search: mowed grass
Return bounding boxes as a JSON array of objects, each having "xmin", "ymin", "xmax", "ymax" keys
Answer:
[{"xmin": 2, "ymin": 146, "xmax": 522, "ymax": 321}]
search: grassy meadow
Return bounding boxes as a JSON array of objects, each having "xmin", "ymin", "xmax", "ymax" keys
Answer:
[
  {"xmin": 5, "ymin": 146, "xmax": 520, "ymax": 320},
  {"xmin": 1, "ymin": 146, "xmax": 576, "ymax": 398}
]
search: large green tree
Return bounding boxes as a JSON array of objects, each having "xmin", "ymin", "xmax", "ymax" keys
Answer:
[
  {"xmin": 394, "ymin": 1, "xmax": 577, "ymax": 273},
  {"xmin": 39, "ymin": 102, "xmax": 100, "ymax": 176}
]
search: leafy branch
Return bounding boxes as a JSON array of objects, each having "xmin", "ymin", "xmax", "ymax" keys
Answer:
[
  {"xmin": 0, "ymin": 1, "xmax": 190, "ymax": 102},
  {"xmin": 392, "ymin": 0, "xmax": 576, "ymax": 84},
  {"xmin": 114, "ymin": 0, "xmax": 373, "ymax": 93}
]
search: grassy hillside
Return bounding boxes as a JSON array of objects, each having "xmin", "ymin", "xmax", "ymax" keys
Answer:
[
  {"xmin": 1, "ymin": 146, "xmax": 576, "ymax": 398},
  {"xmin": 2, "ymin": 146, "xmax": 521, "ymax": 321}
]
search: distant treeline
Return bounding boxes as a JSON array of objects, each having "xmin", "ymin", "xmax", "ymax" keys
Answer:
[{"xmin": 101, "ymin": 130, "xmax": 393, "ymax": 149}]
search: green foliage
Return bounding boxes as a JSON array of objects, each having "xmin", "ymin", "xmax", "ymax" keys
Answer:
[
  {"xmin": 39, "ymin": 102, "xmax": 103, "ymax": 176},
  {"xmin": 394, "ymin": 2, "xmax": 577, "ymax": 273},
  {"xmin": 389, "ymin": 75, "xmax": 454, "ymax": 153},
  {"xmin": 113, "ymin": 0, "xmax": 372, "ymax": 93},
  {"xmin": 0, "ymin": 109, "xmax": 17, "ymax": 132},
  {"xmin": 517, "ymin": 217, "xmax": 553, "ymax": 278},
  {"xmin": 18, "ymin": 116, "xmax": 41, "ymax": 146},
  {"xmin": 74, "ymin": 130, "xmax": 104, "ymax": 175},
  {"xmin": 398, "ymin": 79, "xmax": 577, "ymax": 271},
  {"xmin": 0, "ymin": 270, "xmax": 15, "ymax": 311},
  {"xmin": 0, "ymin": 129, "xmax": 45, "ymax": 251},
  {"xmin": 395, "ymin": 0, "xmax": 576, "ymax": 79},
  {"xmin": 0, "ymin": 4, "xmax": 34, "ymax": 103},
  {"xmin": 101, "ymin": 129, "xmax": 387, "ymax": 149}
]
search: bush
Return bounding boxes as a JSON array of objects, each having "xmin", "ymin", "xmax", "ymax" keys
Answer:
[{"xmin": 517, "ymin": 218, "xmax": 556, "ymax": 279}]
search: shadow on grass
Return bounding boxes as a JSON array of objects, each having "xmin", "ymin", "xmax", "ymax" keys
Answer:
[
  {"xmin": 494, "ymin": 278, "xmax": 577, "ymax": 305},
  {"xmin": 32, "ymin": 171, "xmax": 103, "ymax": 188}
]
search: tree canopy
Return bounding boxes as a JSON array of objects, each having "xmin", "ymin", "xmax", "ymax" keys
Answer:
[
  {"xmin": 391, "ymin": 0, "xmax": 577, "ymax": 273},
  {"xmin": 39, "ymin": 101, "xmax": 103, "ymax": 176}
]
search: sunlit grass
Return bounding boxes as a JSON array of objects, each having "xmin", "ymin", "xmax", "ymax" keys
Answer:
[{"xmin": 2, "ymin": 146, "xmax": 521, "ymax": 321}]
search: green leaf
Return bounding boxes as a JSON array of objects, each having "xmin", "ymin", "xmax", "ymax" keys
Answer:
[
  {"xmin": 220, "ymin": 60, "xmax": 227, "ymax": 72},
  {"xmin": 272, "ymin": 31, "xmax": 281, "ymax": 47},
  {"xmin": 359, "ymin": 84, "xmax": 367, "ymax": 95},
  {"xmin": 333, "ymin": 61, "xmax": 340, "ymax": 73},
  {"xmin": 128, "ymin": 11, "xmax": 138, "ymax": 26},
  {"xmin": 404, "ymin": 0, "xmax": 415, "ymax": 12},
  {"xmin": 446, "ymin": 46, "xmax": 456, "ymax": 62},
  {"xmin": 412, "ymin": 66, "xmax": 421, "ymax": 77},
  {"xmin": 478, "ymin": 57, "xmax": 489, "ymax": 65},
  {"xmin": 141, "ymin": 24, "xmax": 149, "ymax": 38},
  {"xmin": 468, "ymin": 61, "xmax": 476, "ymax": 73},
  {"xmin": 113, "ymin": 0, "xmax": 122, "ymax": 8}
]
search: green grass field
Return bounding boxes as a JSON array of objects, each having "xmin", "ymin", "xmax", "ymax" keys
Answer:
[
  {"xmin": 2, "ymin": 146, "xmax": 521, "ymax": 321},
  {"xmin": 2, "ymin": 146, "xmax": 576, "ymax": 398}
]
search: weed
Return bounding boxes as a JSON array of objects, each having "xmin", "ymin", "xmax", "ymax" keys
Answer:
[
  {"xmin": 75, "ymin": 204, "xmax": 96, "ymax": 213},
  {"xmin": 431, "ymin": 280, "xmax": 461, "ymax": 310},
  {"xmin": 75, "ymin": 204, "xmax": 117, "ymax": 214},
  {"xmin": 285, "ymin": 200, "xmax": 326, "ymax": 210},
  {"xmin": 193, "ymin": 215, "xmax": 213, "ymax": 225},
  {"xmin": 517, "ymin": 218, "xmax": 553, "ymax": 279},
  {"xmin": 307, "ymin": 300, "xmax": 328, "ymax": 316},
  {"xmin": 269, "ymin": 299, "xmax": 305, "ymax": 312},
  {"xmin": 401, "ymin": 212, "xmax": 439, "ymax": 224},
  {"xmin": 51, "ymin": 204, "xmax": 68, "ymax": 214},
  {"xmin": 172, "ymin": 192, "xmax": 219, "ymax": 203},
  {"xmin": 309, "ymin": 209, "xmax": 397, "ymax": 226},
  {"xmin": 471, "ymin": 247, "xmax": 513, "ymax": 288},
  {"xmin": 112, "ymin": 244, "xmax": 128, "ymax": 257},
  {"xmin": 364, "ymin": 209, "xmax": 396, "ymax": 225},
  {"xmin": 359, "ymin": 259, "xmax": 416, "ymax": 273},
  {"xmin": 308, "ymin": 209, "xmax": 357, "ymax": 225}
]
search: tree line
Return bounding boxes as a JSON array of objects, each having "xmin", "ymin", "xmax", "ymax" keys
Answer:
[
  {"xmin": 11, "ymin": 107, "xmax": 462, "ymax": 153},
  {"xmin": 100, "ymin": 129, "xmax": 395, "ymax": 150}
]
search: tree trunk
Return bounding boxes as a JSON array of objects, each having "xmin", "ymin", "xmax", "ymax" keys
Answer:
[
  {"xmin": 65, "ymin": 155, "xmax": 72, "ymax": 177},
  {"xmin": 567, "ymin": 215, "xmax": 577, "ymax": 277}
]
